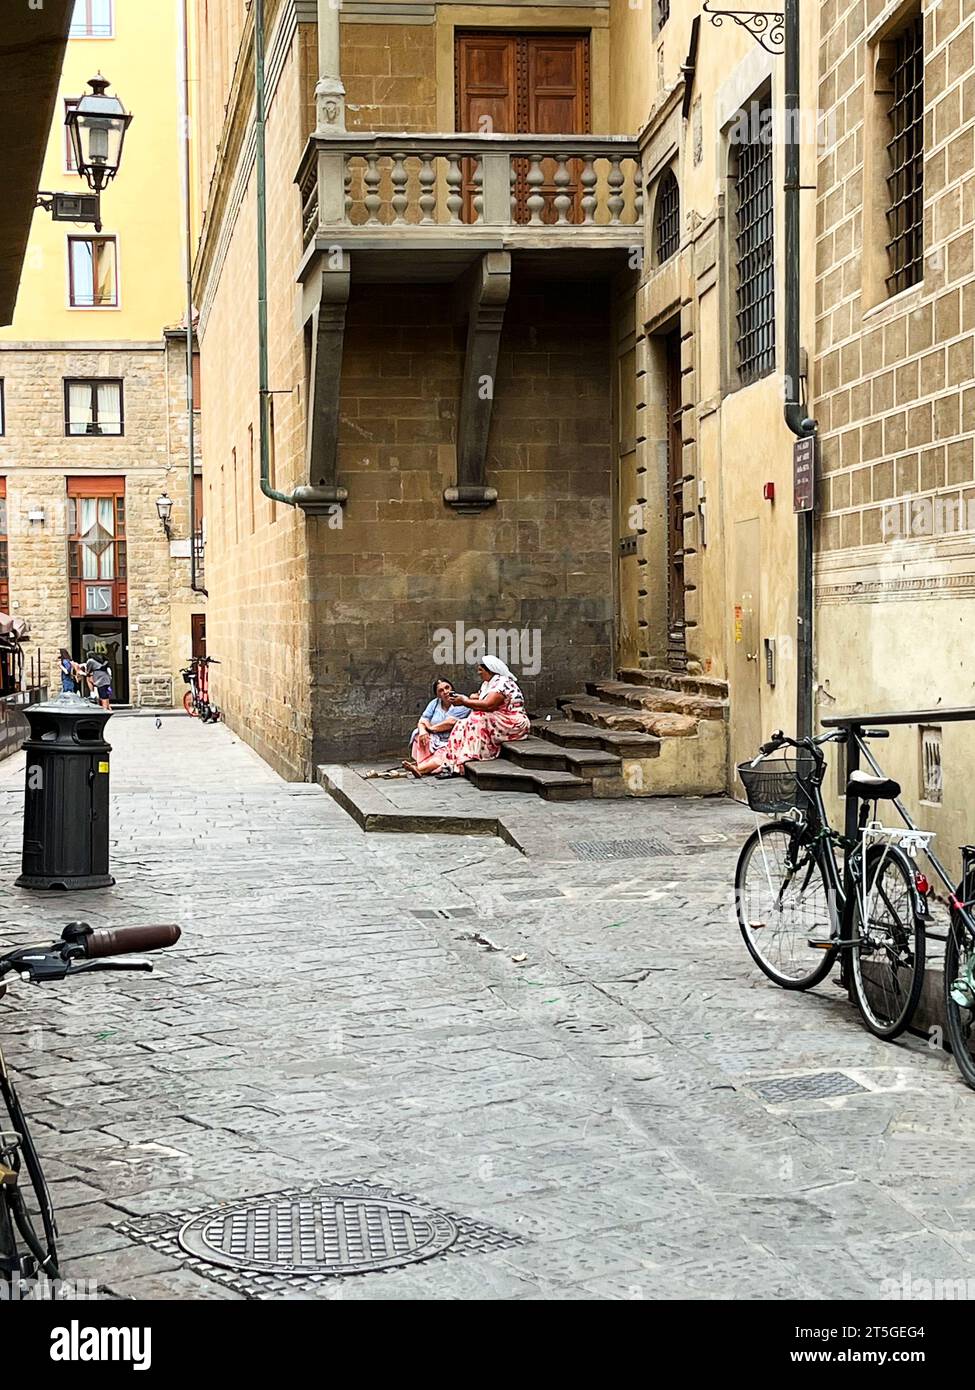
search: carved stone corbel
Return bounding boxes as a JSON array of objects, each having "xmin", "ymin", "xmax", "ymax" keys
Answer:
[
  {"xmin": 444, "ymin": 250, "xmax": 511, "ymax": 515},
  {"xmin": 296, "ymin": 250, "xmax": 350, "ymax": 517}
]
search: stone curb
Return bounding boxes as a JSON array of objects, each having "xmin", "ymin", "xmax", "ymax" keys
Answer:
[{"xmin": 317, "ymin": 764, "xmax": 526, "ymax": 852}]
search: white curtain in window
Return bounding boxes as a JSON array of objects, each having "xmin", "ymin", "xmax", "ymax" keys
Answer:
[
  {"xmin": 70, "ymin": 241, "xmax": 94, "ymax": 307},
  {"xmin": 98, "ymin": 497, "xmax": 114, "ymax": 579},
  {"xmin": 68, "ymin": 383, "xmax": 92, "ymax": 434},
  {"xmin": 80, "ymin": 497, "xmax": 97, "ymax": 578},
  {"xmin": 97, "ymin": 382, "xmax": 121, "ymax": 434}
]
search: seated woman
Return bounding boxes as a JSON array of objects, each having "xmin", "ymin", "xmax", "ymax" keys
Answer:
[
  {"xmin": 405, "ymin": 657, "xmax": 530, "ymax": 778},
  {"xmin": 408, "ymin": 679, "xmax": 470, "ymax": 768}
]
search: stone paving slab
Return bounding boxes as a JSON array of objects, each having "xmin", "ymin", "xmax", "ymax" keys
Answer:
[{"xmin": 1, "ymin": 717, "xmax": 974, "ymax": 1300}]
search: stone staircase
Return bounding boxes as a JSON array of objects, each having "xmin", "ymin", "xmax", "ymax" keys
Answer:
[{"xmin": 463, "ymin": 667, "xmax": 729, "ymax": 801}]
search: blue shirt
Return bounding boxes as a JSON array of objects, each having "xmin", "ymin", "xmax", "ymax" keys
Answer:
[{"xmin": 420, "ymin": 698, "xmax": 470, "ymax": 726}]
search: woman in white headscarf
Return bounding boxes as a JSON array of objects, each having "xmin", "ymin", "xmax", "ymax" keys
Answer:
[{"xmin": 405, "ymin": 656, "xmax": 530, "ymax": 777}]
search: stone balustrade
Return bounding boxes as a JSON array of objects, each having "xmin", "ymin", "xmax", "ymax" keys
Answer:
[{"xmin": 298, "ymin": 133, "xmax": 643, "ymax": 248}]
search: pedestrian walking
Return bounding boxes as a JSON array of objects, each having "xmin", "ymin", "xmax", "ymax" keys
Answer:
[
  {"xmin": 82, "ymin": 656, "xmax": 113, "ymax": 710},
  {"xmin": 58, "ymin": 648, "xmax": 77, "ymax": 695}
]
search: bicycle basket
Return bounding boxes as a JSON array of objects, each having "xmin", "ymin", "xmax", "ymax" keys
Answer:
[{"xmin": 737, "ymin": 755, "xmax": 818, "ymax": 814}]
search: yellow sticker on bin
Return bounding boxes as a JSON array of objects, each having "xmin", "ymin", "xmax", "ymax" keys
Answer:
[{"xmin": 98, "ymin": 761, "xmax": 109, "ymax": 773}]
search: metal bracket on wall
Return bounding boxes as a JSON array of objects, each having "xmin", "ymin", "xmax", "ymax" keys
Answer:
[
  {"xmin": 701, "ymin": 3, "xmax": 785, "ymax": 54},
  {"xmin": 298, "ymin": 250, "xmax": 350, "ymax": 516},
  {"xmin": 445, "ymin": 251, "xmax": 511, "ymax": 516}
]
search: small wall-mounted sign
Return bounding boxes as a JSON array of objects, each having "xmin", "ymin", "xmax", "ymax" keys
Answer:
[{"xmin": 794, "ymin": 436, "xmax": 817, "ymax": 513}]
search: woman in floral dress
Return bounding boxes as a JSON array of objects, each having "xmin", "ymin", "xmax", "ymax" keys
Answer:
[{"xmin": 405, "ymin": 657, "xmax": 530, "ymax": 777}]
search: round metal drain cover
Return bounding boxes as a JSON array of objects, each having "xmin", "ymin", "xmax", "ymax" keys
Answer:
[{"xmin": 177, "ymin": 1186, "xmax": 458, "ymax": 1276}]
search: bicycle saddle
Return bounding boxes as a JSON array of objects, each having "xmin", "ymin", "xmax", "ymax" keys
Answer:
[{"xmin": 847, "ymin": 770, "xmax": 901, "ymax": 801}]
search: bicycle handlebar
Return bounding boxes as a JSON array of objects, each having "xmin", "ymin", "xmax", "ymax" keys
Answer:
[
  {"xmin": 81, "ymin": 924, "xmax": 181, "ymax": 959},
  {"xmin": 0, "ymin": 922, "xmax": 181, "ymax": 985}
]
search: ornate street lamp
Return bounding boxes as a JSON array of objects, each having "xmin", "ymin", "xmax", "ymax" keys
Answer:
[
  {"xmin": 155, "ymin": 492, "xmax": 174, "ymax": 540},
  {"xmin": 65, "ymin": 74, "xmax": 133, "ymax": 194}
]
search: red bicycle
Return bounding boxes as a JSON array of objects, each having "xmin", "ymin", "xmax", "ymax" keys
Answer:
[{"xmin": 181, "ymin": 655, "xmax": 221, "ymax": 723}]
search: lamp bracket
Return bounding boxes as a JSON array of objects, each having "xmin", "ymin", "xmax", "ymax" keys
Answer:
[
  {"xmin": 701, "ymin": 3, "xmax": 785, "ymax": 53},
  {"xmin": 36, "ymin": 191, "xmax": 103, "ymax": 233}
]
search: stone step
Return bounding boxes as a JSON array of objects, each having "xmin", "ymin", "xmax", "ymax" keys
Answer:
[
  {"xmin": 463, "ymin": 759, "xmax": 592, "ymax": 801},
  {"xmin": 635, "ymin": 668, "xmax": 730, "ymax": 701},
  {"xmin": 500, "ymin": 735, "xmax": 620, "ymax": 780},
  {"xmin": 587, "ymin": 679, "xmax": 726, "ymax": 721},
  {"xmin": 532, "ymin": 718, "xmax": 662, "ymax": 759},
  {"xmin": 559, "ymin": 696, "xmax": 699, "ymax": 739}
]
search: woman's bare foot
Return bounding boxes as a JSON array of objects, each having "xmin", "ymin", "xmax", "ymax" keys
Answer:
[{"xmin": 402, "ymin": 760, "xmax": 421, "ymax": 778}]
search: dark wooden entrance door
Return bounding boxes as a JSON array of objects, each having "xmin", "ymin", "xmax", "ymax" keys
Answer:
[
  {"xmin": 191, "ymin": 613, "xmax": 207, "ymax": 661},
  {"xmin": 455, "ymin": 32, "xmax": 590, "ymax": 222},
  {"xmin": 665, "ymin": 331, "xmax": 687, "ymax": 670}
]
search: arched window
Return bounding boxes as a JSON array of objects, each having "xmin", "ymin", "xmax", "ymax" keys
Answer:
[{"xmin": 655, "ymin": 168, "xmax": 680, "ymax": 265}]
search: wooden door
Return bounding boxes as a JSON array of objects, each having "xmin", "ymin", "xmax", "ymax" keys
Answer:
[
  {"xmin": 191, "ymin": 613, "xmax": 207, "ymax": 661},
  {"xmin": 455, "ymin": 32, "xmax": 590, "ymax": 223},
  {"xmin": 665, "ymin": 333, "xmax": 686, "ymax": 670}
]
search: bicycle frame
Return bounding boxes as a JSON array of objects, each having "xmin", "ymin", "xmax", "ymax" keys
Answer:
[
  {"xmin": 754, "ymin": 734, "xmax": 927, "ymax": 960},
  {"xmin": 849, "ymin": 732, "xmax": 975, "ymax": 958}
]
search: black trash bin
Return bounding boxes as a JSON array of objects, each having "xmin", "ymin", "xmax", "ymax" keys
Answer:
[{"xmin": 16, "ymin": 692, "xmax": 115, "ymax": 890}]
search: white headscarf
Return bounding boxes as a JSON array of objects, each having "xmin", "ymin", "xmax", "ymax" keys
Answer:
[{"xmin": 480, "ymin": 655, "xmax": 513, "ymax": 679}]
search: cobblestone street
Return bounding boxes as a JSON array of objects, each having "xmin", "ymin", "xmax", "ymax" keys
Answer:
[{"xmin": 1, "ymin": 716, "xmax": 974, "ymax": 1301}]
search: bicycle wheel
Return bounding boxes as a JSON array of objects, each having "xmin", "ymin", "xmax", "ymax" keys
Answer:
[
  {"xmin": 736, "ymin": 819, "xmax": 838, "ymax": 989},
  {"xmin": 944, "ymin": 908, "xmax": 975, "ymax": 1089},
  {"xmin": 849, "ymin": 846, "xmax": 925, "ymax": 1040},
  {"xmin": 183, "ymin": 691, "xmax": 197, "ymax": 717}
]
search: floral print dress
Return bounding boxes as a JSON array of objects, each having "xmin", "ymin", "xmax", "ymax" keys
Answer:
[{"xmin": 441, "ymin": 674, "xmax": 530, "ymax": 773}]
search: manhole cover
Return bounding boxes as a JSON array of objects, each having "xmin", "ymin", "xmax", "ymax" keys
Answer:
[
  {"xmin": 569, "ymin": 838, "xmax": 672, "ymax": 861},
  {"xmin": 751, "ymin": 1071, "xmax": 866, "ymax": 1103},
  {"xmin": 177, "ymin": 1186, "xmax": 458, "ymax": 1276},
  {"xmin": 119, "ymin": 1183, "xmax": 522, "ymax": 1297}
]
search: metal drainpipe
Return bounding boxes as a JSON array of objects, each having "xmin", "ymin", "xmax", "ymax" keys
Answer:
[
  {"xmin": 782, "ymin": 0, "xmax": 817, "ymax": 739},
  {"xmin": 255, "ymin": 0, "xmax": 298, "ymax": 507},
  {"xmin": 180, "ymin": 0, "xmax": 207, "ymax": 594}
]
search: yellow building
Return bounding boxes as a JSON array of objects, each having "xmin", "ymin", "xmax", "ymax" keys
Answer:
[{"xmin": 0, "ymin": 0, "xmax": 205, "ymax": 705}]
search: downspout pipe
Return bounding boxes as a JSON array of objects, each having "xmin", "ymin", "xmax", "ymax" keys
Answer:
[
  {"xmin": 782, "ymin": 0, "xmax": 816, "ymax": 739},
  {"xmin": 255, "ymin": 0, "xmax": 297, "ymax": 507},
  {"xmin": 180, "ymin": 0, "xmax": 206, "ymax": 593}
]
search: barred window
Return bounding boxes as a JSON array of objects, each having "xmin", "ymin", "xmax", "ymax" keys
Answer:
[
  {"xmin": 885, "ymin": 13, "xmax": 924, "ymax": 297},
  {"xmin": 732, "ymin": 108, "xmax": 775, "ymax": 385},
  {"xmin": 655, "ymin": 169, "xmax": 680, "ymax": 264},
  {"xmin": 656, "ymin": 0, "xmax": 670, "ymax": 30}
]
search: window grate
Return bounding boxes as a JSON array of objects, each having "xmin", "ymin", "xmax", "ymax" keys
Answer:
[
  {"xmin": 885, "ymin": 14, "xmax": 924, "ymax": 297},
  {"xmin": 733, "ymin": 109, "xmax": 775, "ymax": 384},
  {"xmin": 655, "ymin": 168, "xmax": 680, "ymax": 264},
  {"xmin": 656, "ymin": 0, "xmax": 671, "ymax": 29}
]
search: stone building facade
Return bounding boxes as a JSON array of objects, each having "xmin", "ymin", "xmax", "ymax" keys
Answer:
[
  {"xmin": 193, "ymin": 0, "xmax": 630, "ymax": 778},
  {"xmin": 193, "ymin": 0, "xmax": 975, "ymax": 798},
  {"xmin": 0, "ymin": 337, "xmax": 202, "ymax": 705},
  {"xmin": 0, "ymin": 0, "xmax": 205, "ymax": 705},
  {"xmin": 813, "ymin": 0, "xmax": 975, "ymax": 860}
]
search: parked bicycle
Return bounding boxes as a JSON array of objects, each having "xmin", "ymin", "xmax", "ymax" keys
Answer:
[
  {"xmin": 0, "ymin": 921, "xmax": 180, "ymax": 1289},
  {"xmin": 181, "ymin": 655, "xmax": 221, "ymax": 723},
  {"xmin": 735, "ymin": 728, "xmax": 930, "ymax": 1041}
]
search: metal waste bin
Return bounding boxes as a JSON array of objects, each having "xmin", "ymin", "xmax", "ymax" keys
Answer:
[{"xmin": 15, "ymin": 692, "xmax": 115, "ymax": 890}]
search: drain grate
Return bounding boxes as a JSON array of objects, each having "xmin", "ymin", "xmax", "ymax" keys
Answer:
[
  {"xmin": 116, "ymin": 1182, "xmax": 524, "ymax": 1297},
  {"xmin": 751, "ymin": 1071, "xmax": 867, "ymax": 1103},
  {"xmin": 569, "ymin": 837, "xmax": 673, "ymax": 862}
]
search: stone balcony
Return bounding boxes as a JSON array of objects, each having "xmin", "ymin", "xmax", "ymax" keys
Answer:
[
  {"xmin": 296, "ymin": 132, "xmax": 643, "ymax": 277},
  {"xmin": 291, "ymin": 131, "xmax": 643, "ymax": 518}
]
